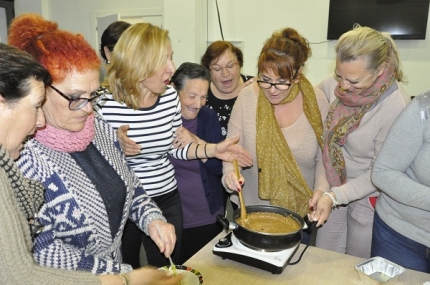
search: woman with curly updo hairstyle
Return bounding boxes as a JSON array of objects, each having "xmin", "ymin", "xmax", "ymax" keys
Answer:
[
  {"xmin": 9, "ymin": 13, "xmax": 182, "ymax": 285},
  {"xmin": 222, "ymin": 27, "xmax": 330, "ymax": 245},
  {"xmin": 8, "ymin": 14, "xmax": 100, "ymax": 83}
]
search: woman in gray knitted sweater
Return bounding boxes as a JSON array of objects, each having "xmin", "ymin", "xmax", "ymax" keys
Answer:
[{"xmin": 371, "ymin": 92, "xmax": 430, "ymax": 273}]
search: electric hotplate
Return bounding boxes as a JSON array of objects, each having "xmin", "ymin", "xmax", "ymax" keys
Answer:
[{"xmin": 212, "ymin": 232, "xmax": 299, "ymax": 274}]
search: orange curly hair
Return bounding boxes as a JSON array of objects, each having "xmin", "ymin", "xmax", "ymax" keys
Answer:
[{"xmin": 8, "ymin": 14, "xmax": 100, "ymax": 83}]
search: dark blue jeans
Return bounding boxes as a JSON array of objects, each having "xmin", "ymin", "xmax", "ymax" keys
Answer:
[{"xmin": 371, "ymin": 212, "xmax": 430, "ymax": 273}]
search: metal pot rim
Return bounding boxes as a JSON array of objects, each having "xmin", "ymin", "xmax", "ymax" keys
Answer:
[{"xmin": 232, "ymin": 205, "xmax": 305, "ymax": 236}]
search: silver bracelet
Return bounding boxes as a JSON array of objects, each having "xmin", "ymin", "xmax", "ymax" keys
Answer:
[{"xmin": 322, "ymin": 192, "xmax": 339, "ymax": 210}]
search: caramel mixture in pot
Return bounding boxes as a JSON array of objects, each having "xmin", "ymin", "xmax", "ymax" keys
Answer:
[{"xmin": 236, "ymin": 212, "xmax": 301, "ymax": 234}]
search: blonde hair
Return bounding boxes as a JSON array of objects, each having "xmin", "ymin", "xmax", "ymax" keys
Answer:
[
  {"xmin": 335, "ymin": 25, "xmax": 405, "ymax": 83},
  {"xmin": 103, "ymin": 23, "xmax": 170, "ymax": 109}
]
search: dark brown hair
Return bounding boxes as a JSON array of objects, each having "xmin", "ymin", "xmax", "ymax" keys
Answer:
[
  {"xmin": 0, "ymin": 43, "xmax": 52, "ymax": 102},
  {"xmin": 100, "ymin": 21, "xmax": 131, "ymax": 61},
  {"xmin": 201, "ymin": 41, "xmax": 244, "ymax": 69}
]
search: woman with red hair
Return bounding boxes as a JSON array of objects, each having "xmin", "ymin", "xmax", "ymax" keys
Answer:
[{"xmin": 9, "ymin": 14, "xmax": 181, "ymax": 285}]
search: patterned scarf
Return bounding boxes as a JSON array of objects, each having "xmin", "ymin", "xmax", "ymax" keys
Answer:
[
  {"xmin": 256, "ymin": 74, "xmax": 324, "ymax": 216},
  {"xmin": 322, "ymin": 60, "xmax": 395, "ymax": 187},
  {"xmin": 35, "ymin": 114, "xmax": 95, "ymax": 153},
  {"xmin": 0, "ymin": 143, "xmax": 44, "ymax": 220}
]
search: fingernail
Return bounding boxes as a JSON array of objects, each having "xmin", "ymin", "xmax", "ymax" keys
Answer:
[
  {"xmin": 239, "ymin": 181, "xmax": 243, "ymax": 185},
  {"xmin": 309, "ymin": 206, "xmax": 314, "ymax": 211}
]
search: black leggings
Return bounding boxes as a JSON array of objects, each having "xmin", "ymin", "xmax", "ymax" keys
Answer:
[
  {"xmin": 181, "ymin": 223, "xmax": 223, "ymax": 263},
  {"xmin": 121, "ymin": 189, "xmax": 183, "ymax": 268}
]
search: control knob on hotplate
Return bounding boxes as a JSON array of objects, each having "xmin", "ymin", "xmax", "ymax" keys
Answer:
[{"xmin": 216, "ymin": 237, "xmax": 232, "ymax": 248}]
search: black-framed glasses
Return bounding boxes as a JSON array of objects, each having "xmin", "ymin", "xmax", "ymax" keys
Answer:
[
  {"xmin": 210, "ymin": 62, "xmax": 238, "ymax": 75},
  {"xmin": 50, "ymin": 85, "xmax": 104, "ymax": 110},
  {"xmin": 257, "ymin": 69, "xmax": 299, "ymax": 91}
]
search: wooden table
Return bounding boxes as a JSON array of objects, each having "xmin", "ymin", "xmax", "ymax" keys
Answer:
[{"xmin": 185, "ymin": 232, "xmax": 430, "ymax": 284}]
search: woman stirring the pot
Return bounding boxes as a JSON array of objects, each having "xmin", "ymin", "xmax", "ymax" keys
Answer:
[{"xmin": 222, "ymin": 27, "xmax": 329, "ymax": 245}]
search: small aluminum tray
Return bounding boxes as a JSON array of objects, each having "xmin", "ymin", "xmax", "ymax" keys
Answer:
[{"xmin": 355, "ymin": 256, "xmax": 405, "ymax": 284}]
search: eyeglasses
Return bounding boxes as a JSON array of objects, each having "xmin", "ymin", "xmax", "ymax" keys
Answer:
[
  {"xmin": 257, "ymin": 80, "xmax": 293, "ymax": 91},
  {"xmin": 210, "ymin": 62, "xmax": 238, "ymax": 75},
  {"xmin": 50, "ymin": 85, "xmax": 104, "ymax": 110},
  {"xmin": 257, "ymin": 69, "xmax": 299, "ymax": 91}
]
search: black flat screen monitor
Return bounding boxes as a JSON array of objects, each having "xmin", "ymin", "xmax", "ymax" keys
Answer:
[{"xmin": 327, "ymin": 0, "xmax": 430, "ymax": 40}]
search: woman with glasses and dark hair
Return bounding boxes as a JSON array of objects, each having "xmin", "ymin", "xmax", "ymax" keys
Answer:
[
  {"xmin": 8, "ymin": 14, "xmax": 182, "ymax": 284},
  {"xmin": 222, "ymin": 27, "xmax": 330, "ymax": 244},
  {"xmin": 201, "ymin": 41, "xmax": 253, "ymax": 137}
]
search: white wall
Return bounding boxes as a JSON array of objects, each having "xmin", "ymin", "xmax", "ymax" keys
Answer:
[
  {"xmin": 207, "ymin": 0, "xmax": 430, "ymax": 96},
  {"xmin": 14, "ymin": 0, "xmax": 430, "ymax": 96}
]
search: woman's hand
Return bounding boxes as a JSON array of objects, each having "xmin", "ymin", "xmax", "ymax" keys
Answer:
[
  {"xmin": 173, "ymin": 126, "xmax": 203, "ymax": 149},
  {"xmin": 213, "ymin": 135, "xmax": 253, "ymax": 167},
  {"xmin": 223, "ymin": 170, "xmax": 244, "ymax": 192},
  {"xmin": 148, "ymin": 220, "xmax": 176, "ymax": 258},
  {"xmin": 117, "ymin": 125, "xmax": 141, "ymax": 156},
  {"xmin": 308, "ymin": 190, "xmax": 335, "ymax": 227}
]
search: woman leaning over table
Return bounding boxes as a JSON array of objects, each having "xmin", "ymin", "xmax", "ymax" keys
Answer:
[
  {"xmin": 371, "ymin": 91, "xmax": 430, "ymax": 273},
  {"xmin": 222, "ymin": 27, "xmax": 330, "ymax": 245},
  {"xmin": 310, "ymin": 25, "xmax": 409, "ymax": 259},
  {"xmin": 9, "ymin": 14, "xmax": 181, "ymax": 285},
  {"xmin": 97, "ymin": 22, "xmax": 252, "ymax": 267},
  {"xmin": 0, "ymin": 43, "xmax": 180, "ymax": 285}
]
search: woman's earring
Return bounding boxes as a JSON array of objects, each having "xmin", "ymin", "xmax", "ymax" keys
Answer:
[{"xmin": 106, "ymin": 60, "xmax": 111, "ymax": 64}]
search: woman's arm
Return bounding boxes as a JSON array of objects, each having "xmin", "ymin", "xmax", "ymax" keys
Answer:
[
  {"xmin": 33, "ymin": 205, "xmax": 132, "ymax": 274},
  {"xmin": 372, "ymin": 98, "xmax": 430, "ymax": 210},
  {"xmin": 331, "ymin": 93, "xmax": 407, "ymax": 205},
  {"xmin": 0, "ymin": 170, "xmax": 100, "ymax": 285}
]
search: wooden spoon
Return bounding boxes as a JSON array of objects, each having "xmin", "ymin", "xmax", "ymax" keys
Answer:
[{"xmin": 233, "ymin": 159, "xmax": 247, "ymax": 222}]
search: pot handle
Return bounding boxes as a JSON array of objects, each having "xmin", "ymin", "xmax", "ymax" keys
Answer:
[
  {"xmin": 303, "ymin": 215, "xmax": 316, "ymax": 230},
  {"xmin": 216, "ymin": 214, "xmax": 237, "ymax": 232}
]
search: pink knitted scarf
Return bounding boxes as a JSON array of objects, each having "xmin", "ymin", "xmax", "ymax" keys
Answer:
[{"xmin": 35, "ymin": 114, "xmax": 95, "ymax": 153}]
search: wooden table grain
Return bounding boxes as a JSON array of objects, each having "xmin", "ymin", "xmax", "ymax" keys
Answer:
[{"xmin": 184, "ymin": 232, "xmax": 430, "ymax": 285}]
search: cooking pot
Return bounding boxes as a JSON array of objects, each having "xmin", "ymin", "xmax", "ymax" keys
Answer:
[{"xmin": 217, "ymin": 205, "xmax": 307, "ymax": 251}]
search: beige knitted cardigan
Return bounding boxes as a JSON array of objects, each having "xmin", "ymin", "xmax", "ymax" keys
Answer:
[{"xmin": 0, "ymin": 144, "xmax": 100, "ymax": 284}]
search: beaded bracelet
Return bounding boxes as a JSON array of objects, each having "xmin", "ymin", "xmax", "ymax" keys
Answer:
[
  {"xmin": 119, "ymin": 273, "xmax": 130, "ymax": 285},
  {"xmin": 322, "ymin": 192, "xmax": 339, "ymax": 210},
  {"xmin": 204, "ymin": 144, "xmax": 209, "ymax": 158}
]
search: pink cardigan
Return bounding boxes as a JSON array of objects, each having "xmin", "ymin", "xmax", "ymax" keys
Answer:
[{"xmin": 222, "ymin": 82, "xmax": 330, "ymax": 207}]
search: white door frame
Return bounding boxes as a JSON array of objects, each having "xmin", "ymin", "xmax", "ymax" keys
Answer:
[{"xmin": 90, "ymin": 8, "xmax": 163, "ymax": 51}]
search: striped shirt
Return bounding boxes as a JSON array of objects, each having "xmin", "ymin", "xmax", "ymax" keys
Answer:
[{"xmin": 96, "ymin": 86, "xmax": 190, "ymax": 197}]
